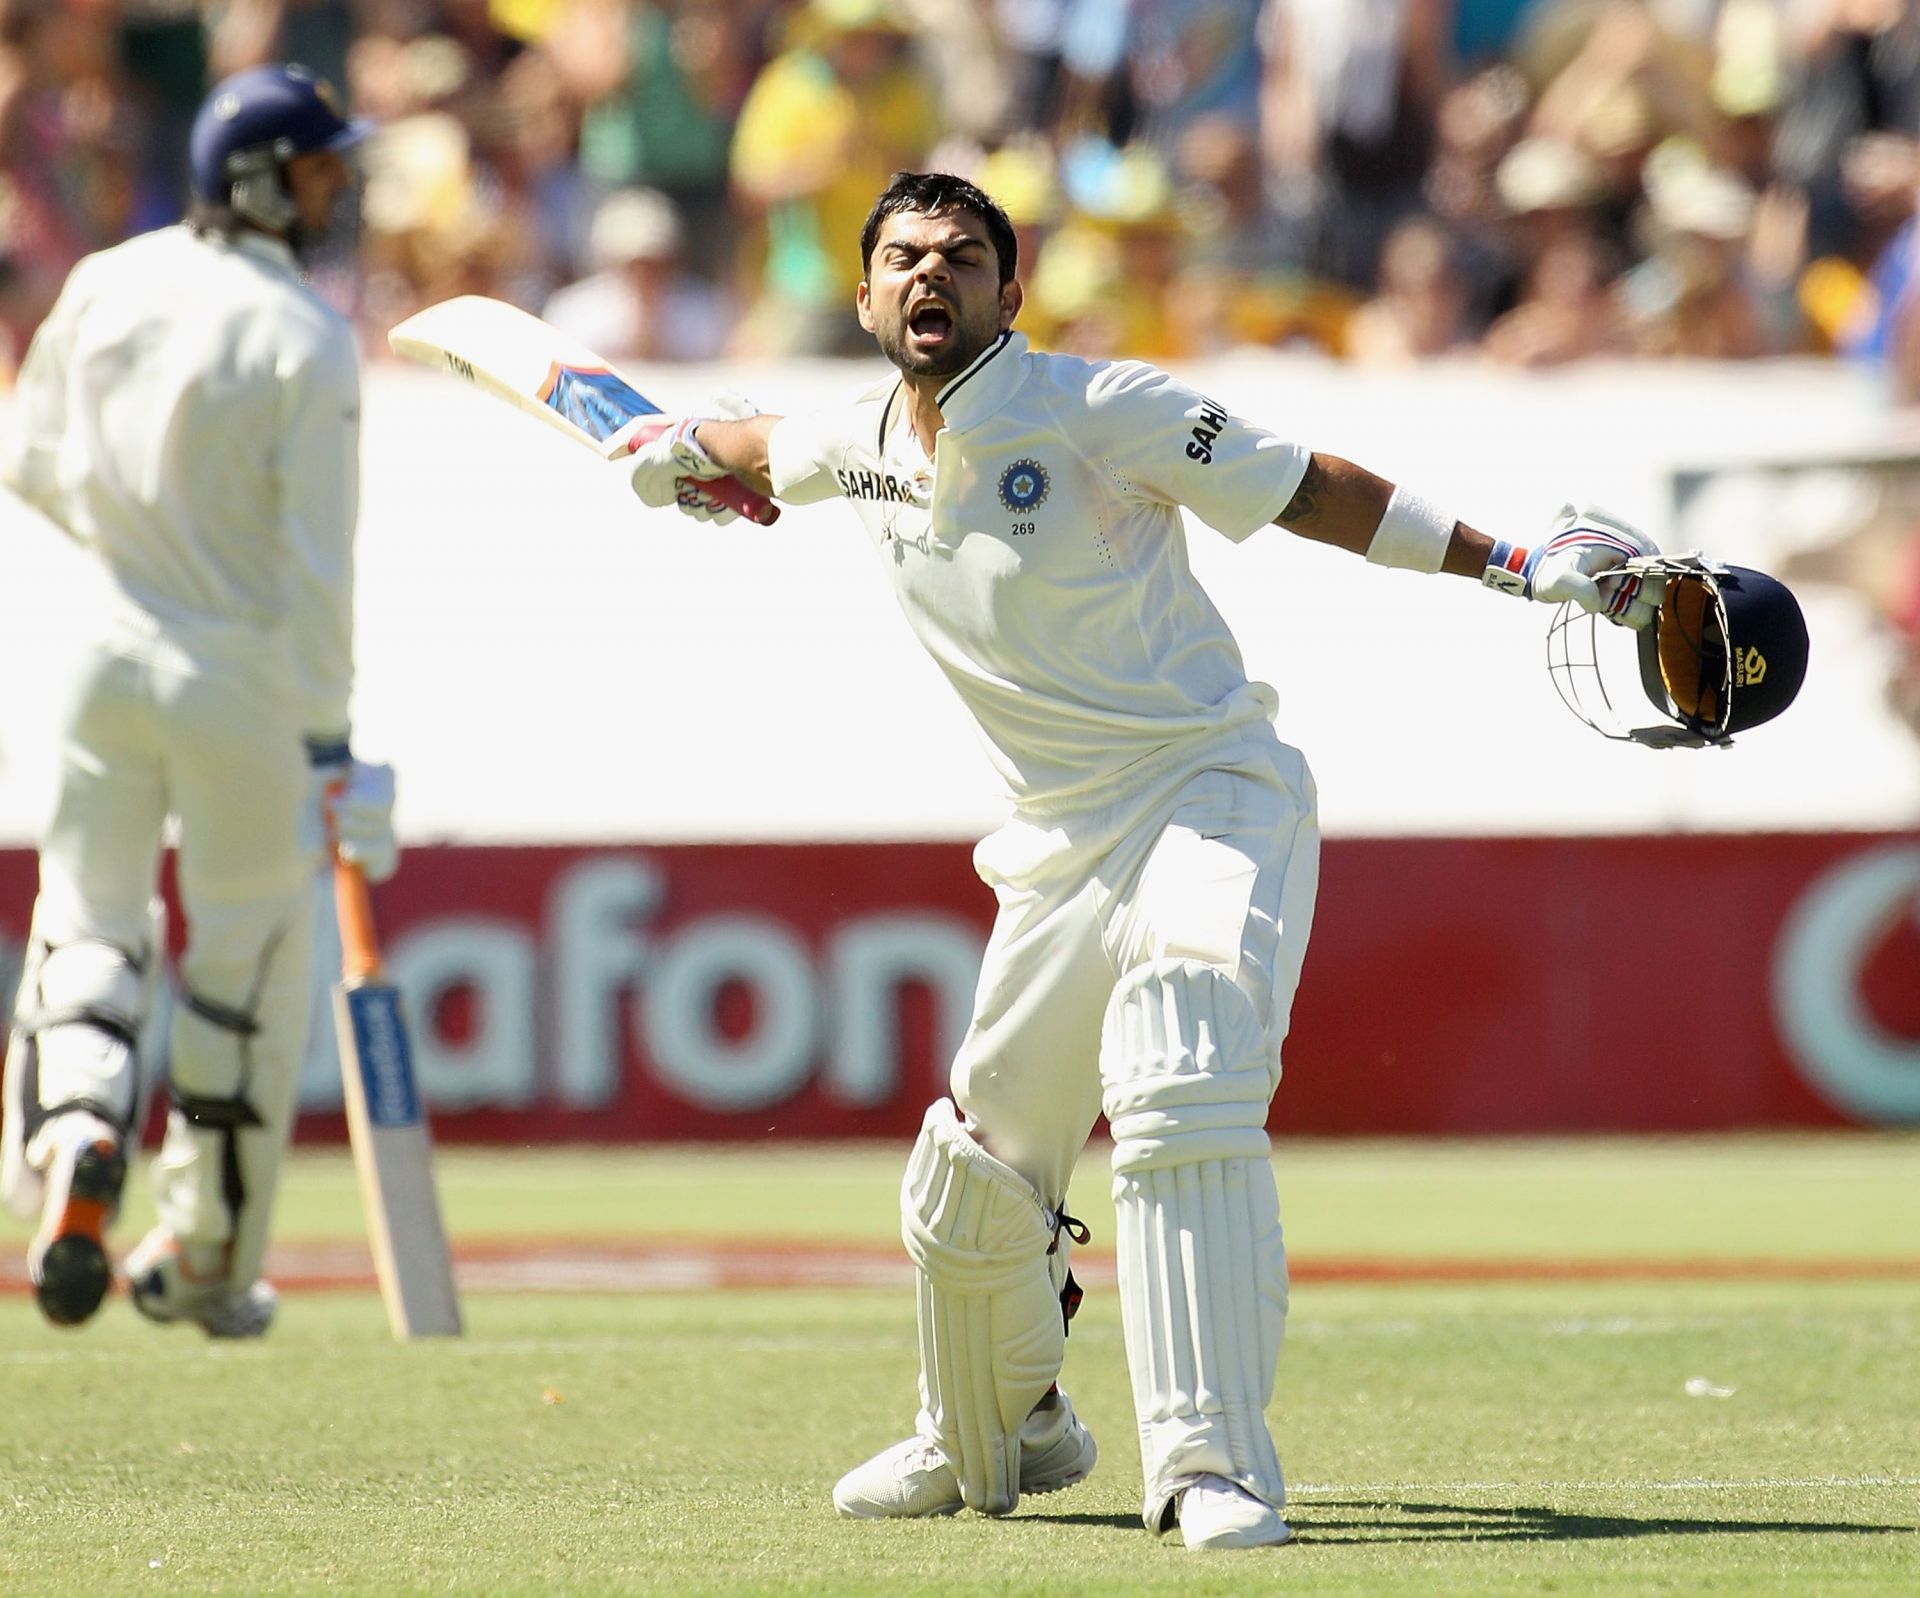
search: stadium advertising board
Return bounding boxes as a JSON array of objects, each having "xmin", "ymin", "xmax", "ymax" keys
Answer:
[{"xmin": 0, "ymin": 834, "xmax": 1913, "ymax": 1137}]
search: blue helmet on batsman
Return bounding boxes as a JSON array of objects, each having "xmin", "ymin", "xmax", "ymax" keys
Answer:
[{"xmin": 189, "ymin": 63, "xmax": 370, "ymax": 237}]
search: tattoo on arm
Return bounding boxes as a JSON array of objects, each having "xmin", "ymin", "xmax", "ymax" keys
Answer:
[
  {"xmin": 1271, "ymin": 452, "xmax": 1398, "ymax": 556},
  {"xmin": 1278, "ymin": 458, "xmax": 1327, "ymax": 527}
]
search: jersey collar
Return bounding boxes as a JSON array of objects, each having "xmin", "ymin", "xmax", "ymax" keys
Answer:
[
  {"xmin": 935, "ymin": 330, "xmax": 1028, "ymax": 434},
  {"xmin": 227, "ymin": 228, "xmax": 302, "ymax": 278}
]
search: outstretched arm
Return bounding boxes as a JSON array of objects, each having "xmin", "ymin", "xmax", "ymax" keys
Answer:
[
  {"xmin": 627, "ymin": 404, "xmax": 858, "ymax": 519},
  {"xmin": 687, "ymin": 415, "xmax": 780, "ymax": 499},
  {"xmin": 1274, "ymin": 453, "xmax": 1496, "ymax": 576},
  {"xmin": 625, "ymin": 409, "xmax": 781, "ymax": 523},
  {"xmin": 1276, "ymin": 452, "xmax": 1661, "ymax": 627}
]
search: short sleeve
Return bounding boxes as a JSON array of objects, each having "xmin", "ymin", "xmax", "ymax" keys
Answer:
[
  {"xmin": 1079, "ymin": 360, "xmax": 1309, "ymax": 542},
  {"xmin": 767, "ymin": 407, "xmax": 859, "ymax": 506}
]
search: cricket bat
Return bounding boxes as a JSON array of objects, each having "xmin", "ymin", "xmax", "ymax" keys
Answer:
[
  {"xmin": 387, "ymin": 295, "xmax": 780, "ymax": 525},
  {"xmin": 332, "ymin": 855, "xmax": 462, "ymax": 1339}
]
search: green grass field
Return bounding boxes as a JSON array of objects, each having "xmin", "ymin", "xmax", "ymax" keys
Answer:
[{"xmin": 3, "ymin": 1136, "xmax": 1916, "ymax": 1596}]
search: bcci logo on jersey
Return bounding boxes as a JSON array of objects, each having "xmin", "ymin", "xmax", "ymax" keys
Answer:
[{"xmin": 998, "ymin": 459, "xmax": 1049, "ymax": 512}]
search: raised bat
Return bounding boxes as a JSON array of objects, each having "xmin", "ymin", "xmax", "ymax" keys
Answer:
[{"xmin": 387, "ymin": 295, "xmax": 779, "ymax": 525}]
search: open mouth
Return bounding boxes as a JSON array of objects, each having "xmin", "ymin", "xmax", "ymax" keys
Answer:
[{"xmin": 907, "ymin": 301, "xmax": 954, "ymax": 345}]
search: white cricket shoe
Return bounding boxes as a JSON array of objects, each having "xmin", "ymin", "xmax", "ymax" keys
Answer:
[
  {"xmin": 1174, "ymin": 1475, "xmax": 1293, "ymax": 1550},
  {"xmin": 833, "ymin": 1387, "xmax": 1098, "ymax": 1518},
  {"xmin": 123, "ymin": 1228, "xmax": 279, "ymax": 1339}
]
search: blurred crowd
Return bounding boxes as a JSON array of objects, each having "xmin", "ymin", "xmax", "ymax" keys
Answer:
[{"xmin": 5, "ymin": 0, "xmax": 1920, "ymax": 390}]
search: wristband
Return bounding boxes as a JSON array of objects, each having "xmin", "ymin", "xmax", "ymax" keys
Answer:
[
  {"xmin": 303, "ymin": 734, "xmax": 352, "ymax": 768},
  {"xmin": 1365, "ymin": 485, "xmax": 1455, "ymax": 574},
  {"xmin": 1482, "ymin": 539, "xmax": 1532, "ymax": 597},
  {"xmin": 673, "ymin": 417, "xmax": 717, "ymax": 469}
]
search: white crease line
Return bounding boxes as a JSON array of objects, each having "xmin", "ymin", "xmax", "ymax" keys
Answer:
[
  {"xmin": 0, "ymin": 1335, "xmax": 905, "ymax": 1365},
  {"xmin": 1291, "ymin": 1477, "xmax": 1920, "ymax": 1494},
  {"xmin": 0, "ymin": 1345, "xmax": 270, "ymax": 1366}
]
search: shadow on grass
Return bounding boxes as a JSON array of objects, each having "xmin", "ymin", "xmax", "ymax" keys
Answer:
[
  {"xmin": 1297, "ymin": 1500, "xmax": 1918, "ymax": 1545},
  {"xmin": 1023, "ymin": 1512, "xmax": 1145, "ymax": 1530}
]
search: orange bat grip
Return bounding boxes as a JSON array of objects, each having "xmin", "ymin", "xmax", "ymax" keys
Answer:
[
  {"xmin": 333, "ymin": 857, "xmax": 385, "ymax": 985},
  {"xmin": 324, "ymin": 774, "xmax": 386, "ymax": 983}
]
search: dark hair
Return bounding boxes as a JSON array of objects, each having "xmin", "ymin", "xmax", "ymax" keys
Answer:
[
  {"xmin": 185, "ymin": 197, "xmax": 245, "ymax": 240},
  {"xmin": 859, "ymin": 171, "xmax": 1018, "ymax": 288}
]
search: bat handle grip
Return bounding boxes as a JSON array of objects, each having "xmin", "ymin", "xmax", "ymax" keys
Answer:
[
  {"xmin": 333, "ymin": 856, "xmax": 385, "ymax": 985},
  {"xmin": 622, "ymin": 422, "xmax": 781, "ymax": 526},
  {"xmin": 322, "ymin": 776, "xmax": 385, "ymax": 984},
  {"xmin": 706, "ymin": 474, "xmax": 782, "ymax": 527}
]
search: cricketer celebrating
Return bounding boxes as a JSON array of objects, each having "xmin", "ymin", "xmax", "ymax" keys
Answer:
[
  {"xmin": 625, "ymin": 172, "xmax": 1660, "ymax": 1550},
  {"xmin": 0, "ymin": 65, "xmax": 398, "ymax": 1336}
]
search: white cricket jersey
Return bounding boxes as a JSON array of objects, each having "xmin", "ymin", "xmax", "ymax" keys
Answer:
[
  {"xmin": 2, "ymin": 225, "xmax": 360, "ymax": 739},
  {"xmin": 768, "ymin": 331, "xmax": 1310, "ymax": 809}
]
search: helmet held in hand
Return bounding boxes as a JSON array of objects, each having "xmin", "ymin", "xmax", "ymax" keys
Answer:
[{"xmin": 1549, "ymin": 554, "xmax": 1808, "ymax": 747}]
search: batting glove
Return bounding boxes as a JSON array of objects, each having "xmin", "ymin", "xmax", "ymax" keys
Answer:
[
  {"xmin": 626, "ymin": 416, "xmax": 730, "ymax": 511},
  {"xmin": 678, "ymin": 391, "xmax": 763, "ymax": 524},
  {"xmin": 1482, "ymin": 503, "xmax": 1665, "ymax": 629},
  {"xmin": 303, "ymin": 749, "xmax": 400, "ymax": 884},
  {"xmin": 678, "ymin": 479, "xmax": 744, "ymax": 525}
]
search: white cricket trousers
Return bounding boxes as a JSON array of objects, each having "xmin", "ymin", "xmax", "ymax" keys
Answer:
[
  {"xmin": 25, "ymin": 613, "xmax": 314, "ymax": 1289},
  {"xmin": 951, "ymin": 727, "xmax": 1319, "ymax": 1202},
  {"xmin": 947, "ymin": 723, "xmax": 1320, "ymax": 1521}
]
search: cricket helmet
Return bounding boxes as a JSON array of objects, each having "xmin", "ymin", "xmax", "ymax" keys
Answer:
[
  {"xmin": 1547, "ymin": 554, "xmax": 1808, "ymax": 747},
  {"xmin": 189, "ymin": 63, "xmax": 370, "ymax": 236}
]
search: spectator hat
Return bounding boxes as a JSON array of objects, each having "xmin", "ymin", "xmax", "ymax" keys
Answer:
[
  {"xmin": 588, "ymin": 189, "xmax": 684, "ymax": 270},
  {"xmin": 1495, "ymin": 138, "xmax": 1604, "ymax": 214},
  {"xmin": 1647, "ymin": 161, "xmax": 1755, "ymax": 241}
]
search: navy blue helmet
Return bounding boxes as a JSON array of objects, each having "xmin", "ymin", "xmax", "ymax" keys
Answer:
[
  {"xmin": 1549, "ymin": 555, "xmax": 1809, "ymax": 748},
  {"xmin": 189, "ymin": 64, "xmax": 370, "ymax": 236},
  {"xmin": 1633, "ymin": 561, "xmax": 1808, "ymax": 745}
]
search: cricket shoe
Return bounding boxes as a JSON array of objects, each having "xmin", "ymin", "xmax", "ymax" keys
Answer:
[
  {"xmin": 832, "ymin": 1386, "xmax": 1098, "ymax": 1518},
  {"xmin": 26, "ymin": 1127, "xmax": 126, "ymax": 1327},
  {"xmin": 123, "ymin": 1229, "xmax": 278, "ymax": 1339},
  {"xmin": 1168, "ymin": 1474, "xmax": 1293, "ymax": 1551}
]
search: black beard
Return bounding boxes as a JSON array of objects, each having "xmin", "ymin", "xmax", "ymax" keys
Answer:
[
  {"xmin": 873, "ymin": 310, "xmax": 998, "ymax": 379},
  {"xmin": 292, "ymin": 182, "xmax": 363, "ymax": 266}
]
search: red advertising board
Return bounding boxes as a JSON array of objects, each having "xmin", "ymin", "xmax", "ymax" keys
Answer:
[{"xmin": 1, "ymin": 832, "xmax": 1915, "ymax": 1138}]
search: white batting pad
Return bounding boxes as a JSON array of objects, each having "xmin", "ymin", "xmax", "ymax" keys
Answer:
[
  {"xmin": 22, "ymin": 939, "xmax": 148, "ymax": 1132},
  {"xmin": 151, "ymin": 903, "xmax": 314, "ymax": 1290},
  {"xmin": 900, "ymin": 1098, "xmax": 1065, "ymax": 1515},
  {"xmin": 1102, "ymin": 959, "xmax": 1288, "ymax": 1527},
  {"xmin": 4, "ymin": 903, "xmax": 166, "ymax": 1219}
]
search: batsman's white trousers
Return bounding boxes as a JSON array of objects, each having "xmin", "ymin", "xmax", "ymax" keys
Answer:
[
  {"xmin": 947, "ymin": 724, "xmax": 1319, "ymax": 1514},
  {"xmin": 952, "ymin": 727, "xmax": 1318, "ymax": 1203},
  {"xmin": 24, "ymin": 612, "xmax": 315, "ymax": 1288}
]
